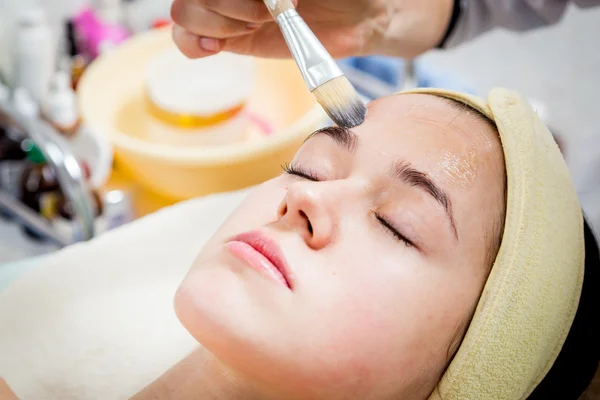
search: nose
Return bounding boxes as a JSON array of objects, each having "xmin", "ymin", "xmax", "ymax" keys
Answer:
[{"xmin": 277, "ymin": 181, "xmax": 335, "ymax": 250}]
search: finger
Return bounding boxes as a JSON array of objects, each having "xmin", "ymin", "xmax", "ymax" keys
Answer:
[
  {"xmin": 171, "ymin": 0, "xmax": 261, "ymax": 39},
  {"xmin": 199, "ymin": 0, "xmax": 272, "ymax": 23},
  {"xmin": 0, "ymin": 378, "xmax": 19, "ymax": 400},
  {"xmin": 172, "ymin": 24, "xmax": 224, "ymax": 58}
]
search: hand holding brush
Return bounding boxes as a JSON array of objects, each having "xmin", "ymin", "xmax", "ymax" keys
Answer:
[{"xmin": 170, "ymin": 0, "xmax": 455, "ymax": 126}]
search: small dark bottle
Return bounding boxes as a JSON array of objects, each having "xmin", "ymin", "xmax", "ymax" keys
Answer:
[
  {"xmin": 53, "ymin": 174, "xmax": 103, "ymax": 242},
  {"xmin": 0, "ymin": 126, "xmax": 27, "ymax": 161},
  {"xmin": 19, "ymin": 143, "xmax": 59, "ymax": 240}
]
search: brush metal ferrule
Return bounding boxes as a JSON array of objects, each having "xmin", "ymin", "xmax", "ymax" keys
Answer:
[{"xmin": 275, "ymin": 9, "xmax": 343, "ymax": 91}]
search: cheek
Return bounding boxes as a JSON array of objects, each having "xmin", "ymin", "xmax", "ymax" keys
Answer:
[
  {"xmin": 206, "ymin": 180, "xmax": 287, "ymax": 245},
  {"xmin": 305, "ymin": 244, "xmax": 480, "ymax": 391}
]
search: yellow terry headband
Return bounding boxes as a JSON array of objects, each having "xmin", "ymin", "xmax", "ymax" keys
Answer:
[{"xmin": 400, "ymin": 88, "xmax": 586, "ymax": 399}]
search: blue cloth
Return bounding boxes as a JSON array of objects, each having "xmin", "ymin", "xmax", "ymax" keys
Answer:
[{"xmin": 339, "ymin": 56, "xmax": 477, "ymax": 100}]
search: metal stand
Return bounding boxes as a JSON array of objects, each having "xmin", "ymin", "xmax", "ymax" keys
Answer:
[{"xmin": 0, "ymin": 100, "xmax": 97, "ymax": 247}]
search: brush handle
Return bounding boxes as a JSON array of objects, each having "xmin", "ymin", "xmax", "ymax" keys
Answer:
[
  {"xmin": 269, "ymin": 7, "xmax": 343, "ymax": 91},
  {"xmin": 263, "ymin": 0, "xmax": 295, "ymax": 18}
]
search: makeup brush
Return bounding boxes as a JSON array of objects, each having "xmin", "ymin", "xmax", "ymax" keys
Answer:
[{"xmin": 263, "ymin": 0, "xmax": 367, "ymax": 128}]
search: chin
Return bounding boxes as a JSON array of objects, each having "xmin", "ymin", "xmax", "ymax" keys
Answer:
[{"xmin": 174, "ymin": 251, "xmax": 284, "ymax": 357}]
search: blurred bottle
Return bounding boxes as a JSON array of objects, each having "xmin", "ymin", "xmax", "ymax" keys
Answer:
[
  {"xmin": 0, "ymin": 88, "xmax": 33, "ymax": 165},
  {"xmin": 0, "ymin": 130, "xmax": 27, "ymax": 162},
  {"xmin": 64, "ymin": 19, "xmax": 89, "ymax": 91},
  {"xmin": 12, "ymin": 6, "xmax": 55, "ymax": 105},
  {"xmin": 51, "ymin": 162, "xmax": 104, "ymax": 242},
  {"xmin": 73, "ymin": 1, "xmax": 130, "ymax": 61},
  {"xmin": 0, "ymin": 82, "xmax": 28, "ymax": 211},
  {"xmin": 18, "ymin": 142, "xmax": 59, "ymax": 240},
  {"xmin": 42, "ymin": 71, "xmax": 82, "ymax": 139},
  {"xmin": 101, "ymin": 189, "xmax": 134, "ymax": 230},
  {"xmin": 20, "ymin": 142, "xmax": 59, "ymax": 213},
  {"xmin": 11, "ymin": 87, "xmax": 40, "ymax": 146}
]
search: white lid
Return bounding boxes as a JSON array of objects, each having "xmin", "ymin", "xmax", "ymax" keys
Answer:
[
  {"xmin": 146, "ymin": 49, "xmax": 255, "ymax": 116},
  {"xmin": 50, "ymin": 70, "xmax": 72, "ymax": 91},
  {"xmin": 13, "ymin": 87, "xmax": 39, "ymax": 117},
  {"xmin": 45, "ymin": 71, "xmax": 79, "ymax": 127},
  {"xmin": 18, "ymin": 7, "xmax": 46, "ymax": 26}
]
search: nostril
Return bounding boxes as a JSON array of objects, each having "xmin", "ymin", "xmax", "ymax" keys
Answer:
[
  {"xmin": 279, "ymin": 204, "xmax": 288, "ymax": 217},
  {"xmin": 299, "ymin": 210, "xmax": 313, "ymax": 235}
]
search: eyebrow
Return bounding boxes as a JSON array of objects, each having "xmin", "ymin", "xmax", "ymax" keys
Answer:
[
  {"xmin": 305, "ymin": 126, "xmax": 358, "ymax": 153},
  {"xmin": 390, "ymin": 161, "xmax": 458, "ymax": 240},
  {"xmin": 307, "ymin": 126, "xmax": 459, "ymax": 240}
]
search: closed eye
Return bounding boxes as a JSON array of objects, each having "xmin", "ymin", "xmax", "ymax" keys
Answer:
[
  {"xmin": 374, "ymin": 212, "xmax": 414, "ymax": 248},
  {"xmin": 283, "ymin": 163, "xmax": 416, "ymax": 249},
  {"xmin": 282, "ymin": 163, "xmax": 321, "ymax": 181}
]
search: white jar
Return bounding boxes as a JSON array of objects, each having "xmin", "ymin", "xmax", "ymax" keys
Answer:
[
  {"xmin": 144, "ymin": 49, "xmax": 255, "ymax": 146},
  {"xmin": 12, "ymin": 7, "xmax": 55, "ymax": 105}
]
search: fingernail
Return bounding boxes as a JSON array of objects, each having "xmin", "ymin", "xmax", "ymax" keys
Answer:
[
  {"xmin": 199, "ymin": 37, "xmax": 219, "ymax": 52},
  {"xmin": 246, "ymin": 22, "xmax": 262, "ymax": 30}
]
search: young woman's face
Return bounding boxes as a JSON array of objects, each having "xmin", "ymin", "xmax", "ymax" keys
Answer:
[{"xmin": 175, "ymin": 94, "xmax": 506, "ymax": 399}]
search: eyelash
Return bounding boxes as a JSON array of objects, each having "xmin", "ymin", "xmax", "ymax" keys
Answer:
[
  {"xmin": 282, "ymin": 163, "xmax": 414, "ymax": 248},
  {"xmin": 282, "ymin": 163, "xmax": 320, "ymax": 181},
  {"xmin": 374, "ymin": 212, "xmax": 414, "ymax": 247}
]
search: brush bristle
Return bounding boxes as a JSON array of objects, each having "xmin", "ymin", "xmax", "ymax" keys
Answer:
[{"xmin": 312, "ymin": 76, "xmax": 367, "ymax": 128}]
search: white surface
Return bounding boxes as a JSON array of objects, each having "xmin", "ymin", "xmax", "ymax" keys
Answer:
[
  {"xmin": 421, "ymin": 5, "xmax": 600, "ymax": 146},
  {"xmin": 420, "ymin": 4, "xmax": 600, "ymax": 234},
  {"xmin": 0, "ymin": 188, "xmax": 248, "ymax": 399}
]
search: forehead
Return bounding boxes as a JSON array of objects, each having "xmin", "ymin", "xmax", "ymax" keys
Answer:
[{"xmin": 353, "ymin": 94, "xmax": 502, "ymax": 191}]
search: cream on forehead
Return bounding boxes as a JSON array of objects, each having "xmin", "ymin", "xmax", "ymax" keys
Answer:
[{"xmin": 365, "ymin": 94, "xmax": 500, "ymax": 191}]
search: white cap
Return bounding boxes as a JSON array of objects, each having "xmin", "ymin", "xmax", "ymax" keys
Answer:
[
  {"xmin": 50, "ymin": 70, "xmax": 72, "ymax": 92},
  {"xmin": 13, "ymin": 87, "xmax": 40, "ymax": 118},
  {"xmin": 44, "ymin": 71, "xmax": 78, "ymax": 127}
]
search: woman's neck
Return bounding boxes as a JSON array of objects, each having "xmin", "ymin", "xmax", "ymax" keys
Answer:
[{"xmin": 131, "ymin": 347, "xmax": 264, "ymax": 400}]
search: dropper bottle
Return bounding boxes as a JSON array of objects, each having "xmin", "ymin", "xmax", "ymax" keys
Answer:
[{"xmin": 42, "ymin": 71, "xmax": 81, "ymax": 138}]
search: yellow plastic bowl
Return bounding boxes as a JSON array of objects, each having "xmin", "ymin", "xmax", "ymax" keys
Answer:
[{"xmin": 78, "ymin": 28, "xmax": 326, "ymax": 201}]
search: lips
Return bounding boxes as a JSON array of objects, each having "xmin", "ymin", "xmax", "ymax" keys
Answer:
[{"xmin": 226, "ymin": 231, "xmax": 293, "ymax": 290}]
